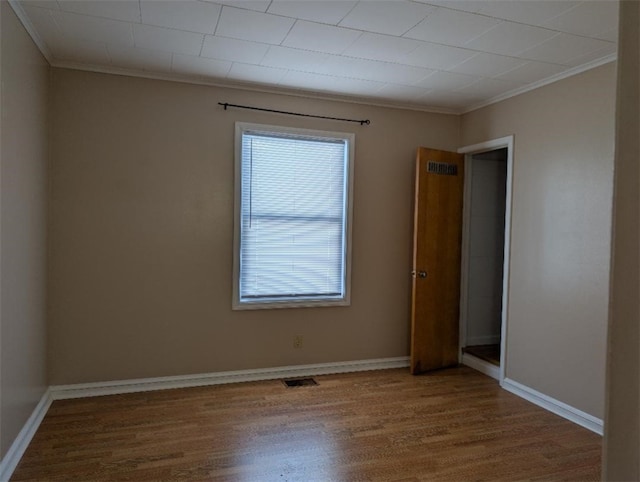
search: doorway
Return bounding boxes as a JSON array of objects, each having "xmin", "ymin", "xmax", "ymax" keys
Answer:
[{"xmin": 458, "ymin": 137, "xmax": 514, "ymax": 383}]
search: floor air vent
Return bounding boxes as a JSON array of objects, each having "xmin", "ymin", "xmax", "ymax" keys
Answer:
[{"xmin": 282, "ymin": 377, "xmax": 318, "ymax": 387}]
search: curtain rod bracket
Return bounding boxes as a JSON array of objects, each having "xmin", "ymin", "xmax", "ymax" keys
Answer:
[{"xmin": 218, "ymin": 102, "xmax": 370, "ymax": 126}]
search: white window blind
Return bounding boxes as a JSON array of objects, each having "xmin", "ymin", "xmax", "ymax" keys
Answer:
[{"xmin": 234, "ymin": 123, "xmax": 353, "ymax": 308}]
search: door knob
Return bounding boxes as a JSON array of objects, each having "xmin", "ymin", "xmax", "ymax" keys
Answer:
[{"xmin": 418, "ymin": 271, "xmax": 427, "ymax": 278}]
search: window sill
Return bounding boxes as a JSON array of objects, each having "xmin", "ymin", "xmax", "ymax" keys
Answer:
[{"xmin": 232, "ymin": 298, "xmax": 350, "ymax": 311}]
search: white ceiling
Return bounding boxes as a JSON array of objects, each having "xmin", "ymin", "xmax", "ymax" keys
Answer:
[{"xmin": 13, "ymin": 0, "xmax": 618, "ymax": 113}]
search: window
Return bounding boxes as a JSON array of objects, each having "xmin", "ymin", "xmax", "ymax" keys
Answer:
[{"xmin": 233, "ymin": 122, "xmax": 354, "ymax": 310}]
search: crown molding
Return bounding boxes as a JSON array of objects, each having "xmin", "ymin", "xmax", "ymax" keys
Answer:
[
  {"xmin": 8, "ymin": 0, "xmax": 54, "ymax": 64},
  {"xmin": 463, "ymin": 53, "xmax": 617, "ymax": 114},
  {"xmin": 50, "ymin": 59, "xmax": 461, "ymax": 116}
]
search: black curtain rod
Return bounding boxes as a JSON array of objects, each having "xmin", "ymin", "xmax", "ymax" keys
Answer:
[{"xmin": 218, "ymin": 102, "xmax": 370, "ymax": 126}]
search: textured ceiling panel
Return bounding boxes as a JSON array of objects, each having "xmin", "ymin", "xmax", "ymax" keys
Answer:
[{"xmin": 14, "ymin": 0, "xmax": 618, "ymax": 113}]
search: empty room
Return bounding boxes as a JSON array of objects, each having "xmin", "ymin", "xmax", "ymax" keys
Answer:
[{"xmin": 1, "ymin": 0, "xmax": 638, "ymax": 480}]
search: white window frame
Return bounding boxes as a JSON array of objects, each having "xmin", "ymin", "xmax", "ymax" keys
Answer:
[{"xmin": 232, "ymin": 122, "xmax": 355, "ymax": 310}]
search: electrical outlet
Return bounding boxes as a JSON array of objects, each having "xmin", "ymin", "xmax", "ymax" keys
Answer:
[{"xmin": 293, "ymin": 335, "xmax": 303, "ymax": 349}]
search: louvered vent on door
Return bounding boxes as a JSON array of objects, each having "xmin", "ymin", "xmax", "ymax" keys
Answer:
[{"xmin": 427, "ymin": 161, "xmax": 458, "ymax": 176}]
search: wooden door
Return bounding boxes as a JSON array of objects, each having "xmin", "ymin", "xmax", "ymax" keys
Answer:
[{"xmin": 410, "ymin": 147, "xmax": 465, "ymax": 375}]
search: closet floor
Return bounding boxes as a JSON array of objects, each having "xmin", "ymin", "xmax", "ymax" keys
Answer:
[{"xmin": 464, "ymin": 344, "xmax": 501, "ymax": 366}]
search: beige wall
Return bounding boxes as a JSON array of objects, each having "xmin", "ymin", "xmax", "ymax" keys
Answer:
[
  {"xmin": 461, "ymin": 63, "xmax": 616, "ymax": 419},
  {"xmin": 603, "ymin": 1, "xmax": 639, "ymax": 479},
  {"xmin": 0, "ymin": 2, "xmax": 49, "ymax": 458},
  {"xmin": 48, "ymin": 68, "xmax": 459, "ymax": 384}
]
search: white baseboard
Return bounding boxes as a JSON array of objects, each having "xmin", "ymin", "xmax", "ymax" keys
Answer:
[
  {"xmin": 461, "ymin": 353, "xmax": 500, "ymax": 381},
  {"xmin": 501, "ymin": 378, "xmax": 603, "ymax": 435},
  {"xmin": 50, "ymin": 356, "xmax": 410, "ymax": 400},
  {"xmin": 0, "ymin": 389, "xmax": 52, "ymax": 482},
  {"xmin": 466, "ymin": 335, "xmax": 501, "ymax": 346}
]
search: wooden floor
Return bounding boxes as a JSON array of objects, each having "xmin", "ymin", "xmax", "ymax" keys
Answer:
[
  {"xmin": 464, "ymin": 345, "xmax": 501, "ymax": 366},
  {"xmin": 12, "ymin": 367, "xmax": 601, "ymax": 481}
]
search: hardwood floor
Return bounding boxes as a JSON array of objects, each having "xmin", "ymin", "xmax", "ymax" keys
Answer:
[
  {"xmin": 12, "ymin": 367, "xmax": 601, "ymax": 481},
  {"xmin": 464, "ymin": 345, "xmax": 501, "ymax": 366}
]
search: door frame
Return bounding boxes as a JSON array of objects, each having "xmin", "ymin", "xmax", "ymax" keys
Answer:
[{"xmin": 457, "ymin": 135, "xmax": 514, "ymax": 384}]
